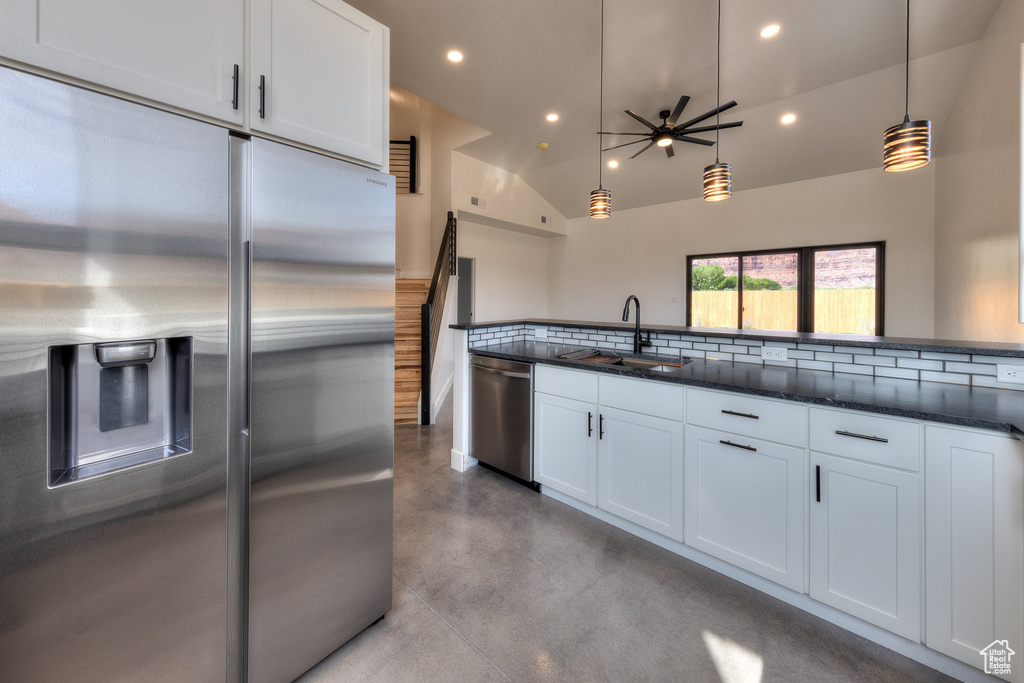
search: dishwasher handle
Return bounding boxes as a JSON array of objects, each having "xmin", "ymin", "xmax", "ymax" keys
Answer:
[{"xmin": 470, "ymin": 364, "xmax": 532, "ymax": 380}]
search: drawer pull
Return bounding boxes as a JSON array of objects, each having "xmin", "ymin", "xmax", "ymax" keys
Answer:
[
  {"xmin": 719, "ymin": 439, "xmax": 756, "ymax": 452},
  {"xmin": 722, "ymin": 409, "xmax": 759, "ymax": 420},
  {"xmin": 835, "ymin": 430, "xmax": 888, "ymax": 444}
]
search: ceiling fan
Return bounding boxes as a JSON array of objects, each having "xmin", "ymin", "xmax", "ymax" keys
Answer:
[{"xmin": 598, "ymin": 95, "xmax": 743, "ymax": 159}]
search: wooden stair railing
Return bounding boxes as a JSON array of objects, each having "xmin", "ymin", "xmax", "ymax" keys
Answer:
[{"xmin": 420, "ymin": 211, "xmax": 457, "ymax": 425}]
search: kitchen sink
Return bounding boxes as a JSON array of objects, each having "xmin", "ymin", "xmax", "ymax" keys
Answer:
[{"xmin": 556, "ymin": 349, "xmax": 690, "ymax": 373}]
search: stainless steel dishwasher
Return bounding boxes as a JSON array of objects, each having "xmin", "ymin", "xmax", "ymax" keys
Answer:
[{"xmin": 470, "ymin": 355, "xmax": 538, "ymax": 488}]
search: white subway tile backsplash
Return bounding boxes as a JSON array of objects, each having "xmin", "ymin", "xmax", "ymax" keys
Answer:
[
  {"xmin": 920, "ymin": 351, "xmax": 970, "ymax": 362},
  {"xmin": 874, "ymin": 348, "xmax": 919, "ymax": 358},
  {"xmin": 946, "ymin": 361, "xmax": 995, "ymax": 376},
  {"xmin": 853, "ymin": 355, "xmax": 896, "ymax": 367},
  {"xmin": 972, "ymin": 375, "xmax": 1024, "ymax": 391},
  {"xmin": 467, "ymin": 323, "xmax": 1024, "ymax": 394},
  {"xmin": 797, "ymin": 360, "xmax": 833, "ymax": 371},
  {"xmin": 920, "ymin": 371, "xmax": 969, "ymax": 385},
  {"xmin": 896, "ymin": 358, "xmax": 943, "ymax": 371},
  {"xmin": 815, "ymin": 352, "xmax": 854, "ymax": 363},
  {"xmin": 874, "ymin": 366, "xmax": 919, "ymax": 380},
  {"xmin": 833, "ymin": 362, "xmax": 874, "ymax": 376}
]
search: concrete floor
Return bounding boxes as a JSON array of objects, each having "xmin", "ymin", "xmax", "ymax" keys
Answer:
[{"xmin": 299, "ymin": 397, "xmax": 954, "ymax": 683}]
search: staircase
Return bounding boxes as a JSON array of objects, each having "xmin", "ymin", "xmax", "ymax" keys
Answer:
[{"xmin": 395, "ymin": 278, "xmax": 430, "ymax": 424}]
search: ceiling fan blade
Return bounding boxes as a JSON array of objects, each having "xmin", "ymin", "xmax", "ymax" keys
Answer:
[
  {"xmin": 677, "ymin": 120, "xmax": 743, "ymax": 135},
  {"xmin": 603, "ymin": 139, "xmax": 649, "ymax": 151},
  {"xmin": 596, "ymin": 131, "xmax": 652, "ymax": 136},
  {"xmin": 625, "ymin": 109, "xmax": 659, "ymax": 130},
  {"xmin": 629, "ymin": 141, "xmax": 656, "ymax": 159},
  {"xmin": 666, "ymin": 95, "xmax": 690, "ymax": 127},
  {"xmin": 674, "ymin": 135, "xmax": 716, "ymax": 147},
  {"xmin": 675, "ymin": 100, "xmax": 738, "ymax": 130},
  {"xmin": 665, "ymin": 144, "xmax": 675, "ymax": 158}
]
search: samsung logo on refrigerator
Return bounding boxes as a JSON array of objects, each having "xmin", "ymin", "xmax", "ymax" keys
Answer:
[{"xmin": 366, "ymin": 178, "xmax": 389, "ymax": 187}]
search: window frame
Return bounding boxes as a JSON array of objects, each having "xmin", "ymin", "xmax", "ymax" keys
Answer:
[{"xmin": 686, "ymin": 241, "xmax": 885, "ymax": 335}]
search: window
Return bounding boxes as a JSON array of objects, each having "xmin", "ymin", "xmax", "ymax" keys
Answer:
[{"xmin": 687, "ymin": 242, "xmax": 884, "ymax": 335}]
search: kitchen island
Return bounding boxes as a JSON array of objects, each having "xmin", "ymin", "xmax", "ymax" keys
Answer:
[{"xmin": 448, "ymin": 319, "xmax": 1024, "ymax": 683}]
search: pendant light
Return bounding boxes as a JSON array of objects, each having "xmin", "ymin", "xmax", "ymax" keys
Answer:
[
  {"xmin": 703, "ymin": 0, "xmax": 732, "ymax": 201},
  {"xmin": 883, "ymin": 0, "xmax": 931, "ymax": 172},
  {"xmin": 590, "ymin": 0, "xmax": 611, "ymax": 218}
]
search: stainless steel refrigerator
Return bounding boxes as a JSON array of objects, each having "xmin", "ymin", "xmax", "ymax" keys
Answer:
[{"xmin": 0, "ymin": 66, "xmax": 394, "ymax": 683}]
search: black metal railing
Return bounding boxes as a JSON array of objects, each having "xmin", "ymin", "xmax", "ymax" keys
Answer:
[
  {"xmin": 389, "ymin": 136, "xmax": 417, "ymax": 193},
  {"xmin": 420, "ymin": 211, "xmax": 457, "ymax": 424}
]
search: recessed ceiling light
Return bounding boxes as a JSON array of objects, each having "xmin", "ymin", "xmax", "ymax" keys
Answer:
[
  {"xmin": 546, "ymin": 113, "xmax": 559, "ymax": 122},
  {"xmin": 447, "ymin": 50, "xmax": 463, "ymax": 62},
  {"xmin": 607, "ymin": 160, "xmax": 619, "ymax": 169},
  {"xmin": 759, "ymin": 24, "xmax": 780, "ymax": 39},
  {"xmin": 780, "ymin": 113, "xmax": 797, "ymax": 125}
]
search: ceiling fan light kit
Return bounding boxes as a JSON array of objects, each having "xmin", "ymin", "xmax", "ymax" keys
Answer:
[
  {"xmin": 590, "ymin": 0, "xmax": 611, "ymax": 219},
  {"xmin": 884, "ymin": 0, "xmax": 931, "ymax": 172}
]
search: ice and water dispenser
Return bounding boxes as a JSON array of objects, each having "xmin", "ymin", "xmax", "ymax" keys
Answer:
[{"xmin": 48, "ymin": 338, "xmax": 193, "ymax": 486}]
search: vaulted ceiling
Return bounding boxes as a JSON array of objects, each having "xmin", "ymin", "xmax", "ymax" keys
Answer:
[{"xmin": 347, "ymin": 0, "xmax": 1002, "ymax": 218}]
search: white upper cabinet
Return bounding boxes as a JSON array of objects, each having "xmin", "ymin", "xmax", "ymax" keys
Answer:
[
  {"xmin": 0, "ymin": 0, "xmax": 244, "ymax": 124},
  {"xmin": 250, "ymin": 0, "xmax": 387, "ymax": 166}
]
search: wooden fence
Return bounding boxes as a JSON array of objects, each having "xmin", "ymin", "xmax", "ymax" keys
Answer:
[{"xmin": 691, "ymin": 289, "xmax": 875, "ymax": 334}]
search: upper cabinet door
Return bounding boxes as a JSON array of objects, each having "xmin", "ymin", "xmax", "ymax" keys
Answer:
[
  {"xmin": 250, "ymin": 0, "xmax": 387, "ymax": 168},
  {"xmin": 0, "ymin": 0, "xmax": 244, "ymax": 124}
]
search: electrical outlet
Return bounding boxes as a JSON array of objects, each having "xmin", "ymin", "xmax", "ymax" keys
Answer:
[
  {"xmin": 761, "ymin": 347, "xmax": 788, "ymax": 361},
  {"xmin": 671, "ymin": 296, "xmax": 679, "ymax": 304},
  {"xmin": 534, "ymin": 327, "xmax": 548, "ymax": 340},
  {"xmin": 997, "ymin": 364, "xmax": 1024, "ymax": 384}
]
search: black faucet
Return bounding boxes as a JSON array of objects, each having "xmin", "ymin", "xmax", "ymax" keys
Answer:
[{"xmin": 621, "ymin": 295, "xmax": 652, "ymax": 354}]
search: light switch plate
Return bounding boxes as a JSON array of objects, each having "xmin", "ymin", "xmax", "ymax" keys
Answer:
[
  {"xmin": 997, "ymin": 364, "xmax": 1024, "ymax": 384},
  {"xmin": 761, "ymin": 347, "xmax": 788, "ymax": 361},
  {"xmin": 534, "ymin": 328, "xmax": 548, "ymax": 339}
]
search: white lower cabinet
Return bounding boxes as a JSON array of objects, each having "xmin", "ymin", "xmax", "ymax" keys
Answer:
[
  {"xmin": 534, "ymin": 392, "xmax": 598, "ymax": 506},
  {"xmin": 925, "ymin": 425, "xmax": 1024, "ymax": 683},
  {"xmin": 809, "ymin": 452, "xmax": 921, "ymax": 641},
  {"xmin": 684, "ymin": 426, "xmax": 805, "ymax": 591},
  {"xmin": 598, "ymin": 406, "xmax": 684, "ymax": 541}
]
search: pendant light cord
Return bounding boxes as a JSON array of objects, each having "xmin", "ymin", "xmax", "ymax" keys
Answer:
[
  {"xmin": 904, "ymin": 0, "xmax": 910, "ymax": 122},
  {"xmin": 715, "ymin": 0, "xmax": 722, "ymax": 162},
  {"xmin": 598, "ymin": 0, "xmax": 605, "ymax": 189}
]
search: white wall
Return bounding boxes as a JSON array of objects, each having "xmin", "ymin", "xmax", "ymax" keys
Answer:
[
  {"xmin": 389, "ymin": 86, "xmax": 489, "ymax": 279},
  {"xmin": 458, "ymin": 219, "xmax": 549, "ymax": 322},
  {"xmin": 547, "ymin": 166, "xmax": 936, "ymax": 338},
  {"xmin": 934, "ymin": 0, "xmax": 1024, "ymax": 343}
]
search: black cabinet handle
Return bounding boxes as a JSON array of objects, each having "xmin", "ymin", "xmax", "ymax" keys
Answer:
[
  {"xmin": 719, "ymin": 439, "xmax": 756, "ymax": 452},
  {"xmin": 835, "ymin": 430, "xmax": 888, "ymax": 444},
  {"xmin": 259, "ymin": 75, "xmax": 266, "ymax": 119},
  {"xmin": 722, "ymin": 409, "xmax": 759, "ymax": 420},
  {"xmin": 231, "ymin": 64, "xmax": 239, "ymax": 110},
  {"xmin": 816, "ymin": 465, "xmax": 821, "ymax": 503},
  {"xmin": 599, "ymin": 414, "xmax": 604, "ymax": 440},
  {"xmin": 587, "ymin": 412, "xmax": 593, "ymax": 437}
]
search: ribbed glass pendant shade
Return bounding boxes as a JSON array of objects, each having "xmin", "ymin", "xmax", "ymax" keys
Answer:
[
  {"xmin": 703, "ymin": 162, "xmax": 732, "ymax": 202},
  {"xmin": 590, "ymin": 188, "xmax": 611, "ymax": 218},
  {"xmin": 883, "ymin": 117, "xmax": 931, "ymax": 172}
]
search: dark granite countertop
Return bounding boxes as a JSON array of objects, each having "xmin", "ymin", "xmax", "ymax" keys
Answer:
[
  {"xmin": 452, "ymin": 318, "xmax": 1024, "ymax": 357},
  {"xmin": 469, "ymin": 340, "xmax": 1024, "ymax": 439}
]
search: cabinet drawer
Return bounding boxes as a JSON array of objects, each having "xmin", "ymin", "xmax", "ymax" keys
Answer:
[
  {"xmin": 536, "ymin": 364, "xmax": 599, "ymax": 403},
  {"xmin": 686, "ymin": 388, "xmax": 807, "ymax": 447},
  {"xmin": 599, "ymin": 375, "xmax": 683, "ymax": 422},
  {"xmin": 809, "ymin": 408, "xmax": 920, "ymax": 471}
]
